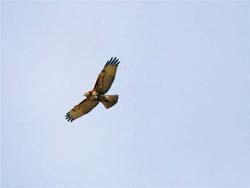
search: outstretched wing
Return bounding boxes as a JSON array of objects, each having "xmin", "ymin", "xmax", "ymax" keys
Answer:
[
  {"xmin": 65, "ymin": 98, "xmax": 99, "ymax": 122},
  {"xmin": 94, "ymin": 57, "xmax": 120, "ymax": 94}
]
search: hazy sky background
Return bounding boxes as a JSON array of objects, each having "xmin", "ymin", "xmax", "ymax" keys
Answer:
[{"xmin": 1, "ymin": 1, "xmax": 249, "ymax": 188}]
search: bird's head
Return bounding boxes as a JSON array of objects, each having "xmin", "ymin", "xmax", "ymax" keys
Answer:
[{"xmin": 84, "ymin": 91, "xmax": 92, "ymax": 97}]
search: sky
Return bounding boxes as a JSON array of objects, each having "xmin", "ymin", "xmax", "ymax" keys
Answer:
[{"xmin": 1, "ymin": 1, "xmax": 249, "ymax": 188}]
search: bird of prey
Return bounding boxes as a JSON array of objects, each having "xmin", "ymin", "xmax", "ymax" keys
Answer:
[{"xmin": 65, "ymin": 57, "xmax": 120, "ymax": 122}]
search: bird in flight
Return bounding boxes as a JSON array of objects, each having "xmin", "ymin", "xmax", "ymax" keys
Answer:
[{"xmin": 65, "ymin": 57, "xmax": 120, "ymax": 122}]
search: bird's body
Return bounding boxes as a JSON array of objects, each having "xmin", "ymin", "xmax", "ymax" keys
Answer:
[
  {"xmin": 65, "ymin": 57, "xmax": 120, "ymax": 122},
  {"xmin": 84, "ymin": 89, "xmax": 119, "ymax": 108}
]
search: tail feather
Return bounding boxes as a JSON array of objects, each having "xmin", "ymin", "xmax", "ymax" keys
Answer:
[{"xmin": 100, "ymin": 95, "xmax": 118, "ymax": 109}]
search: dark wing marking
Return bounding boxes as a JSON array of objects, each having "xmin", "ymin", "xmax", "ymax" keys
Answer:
[
  {"xmin": 93, "ymin": 57, "xmax": 120, "ymax": 94},
  {"xmin": 65, "ymin": 98, "xmax": 99, "ymax": 122}
]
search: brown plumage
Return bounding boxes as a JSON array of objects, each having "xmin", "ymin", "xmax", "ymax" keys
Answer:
[
  {"xmin": 94, "ymin": 57, "xmax": 120, "ymax": 94},
  {"xmin": 65, "ymin": 57, "xmax": 120, "ymax": 122}
]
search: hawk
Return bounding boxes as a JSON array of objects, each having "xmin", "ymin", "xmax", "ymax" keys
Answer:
[{"xmin": 65, "ymin": 57, "xmax": 120, "ymax": 122}]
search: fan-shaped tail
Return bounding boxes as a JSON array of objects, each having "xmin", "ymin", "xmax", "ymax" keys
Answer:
[{"xmin": 100, "ymin": 95, "xmax": 118, "ymax": 109}]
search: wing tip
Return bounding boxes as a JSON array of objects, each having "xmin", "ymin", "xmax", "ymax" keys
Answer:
[
  {"xmin": 105, "ymin": 57, "xmax": 120, "ymax": 67},
  {"xmin": 65, "ymin": 112, "xmax": 74, "ymax": 122}
]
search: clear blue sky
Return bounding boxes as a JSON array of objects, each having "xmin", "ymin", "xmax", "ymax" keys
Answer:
[{"xmin": 1, "ymin": 1, "xmax": 249, "ymax": 188}]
